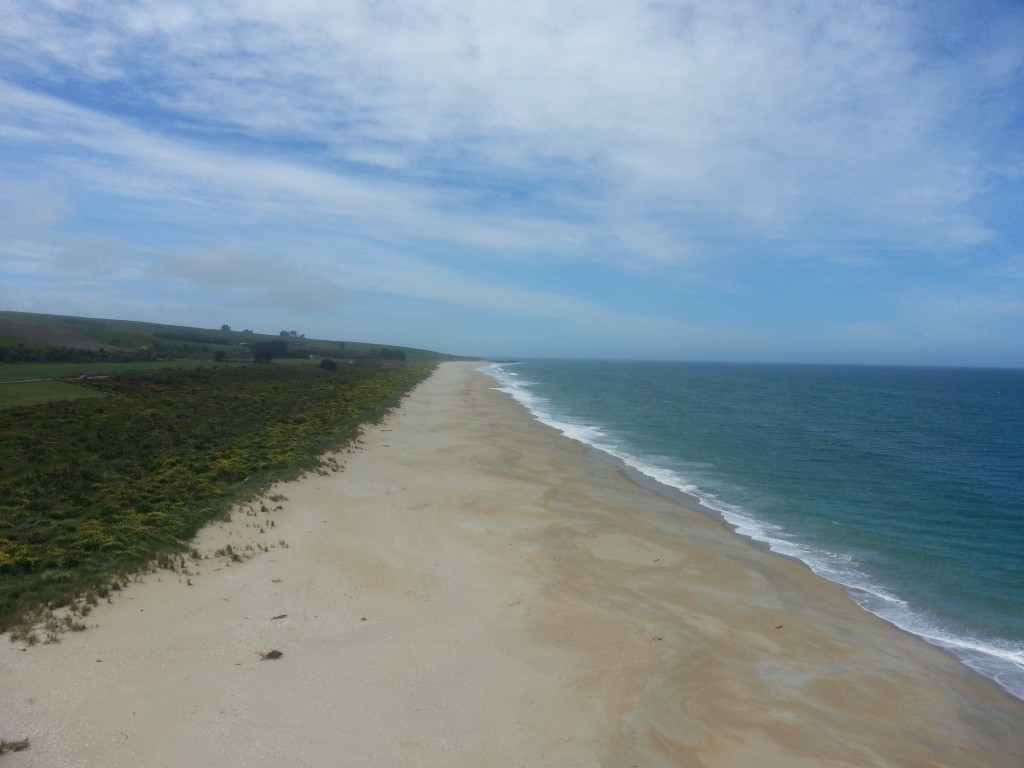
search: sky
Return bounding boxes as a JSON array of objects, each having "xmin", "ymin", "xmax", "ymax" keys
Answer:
[{"xmin": 2, "ymin": 0, "xmax": 1023, "ymax": 365}]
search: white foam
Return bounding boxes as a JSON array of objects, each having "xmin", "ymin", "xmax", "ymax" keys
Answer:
[{"xmin": 481, "ymin": 363, "xmax": 1024, "ymax": 701}]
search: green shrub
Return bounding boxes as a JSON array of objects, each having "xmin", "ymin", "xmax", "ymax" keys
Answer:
[{"xmin": 0, "ymin": 362, "xmax": 434, "ymax": 630}]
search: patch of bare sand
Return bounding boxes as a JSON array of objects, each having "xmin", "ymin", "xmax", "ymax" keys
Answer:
[{"xmin": 1, "ymin": 362, "xmax": 1022, "ymax": 767}]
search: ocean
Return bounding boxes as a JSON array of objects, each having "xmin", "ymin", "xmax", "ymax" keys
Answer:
[{"xmin": 483, "ymin": 360, "xmax": 1024, "ymax": 701}]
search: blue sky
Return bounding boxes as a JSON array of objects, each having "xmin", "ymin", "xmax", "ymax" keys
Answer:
[{"xmin": 2, "ymin": 0, "xmax": 1023, "ymax": 365}]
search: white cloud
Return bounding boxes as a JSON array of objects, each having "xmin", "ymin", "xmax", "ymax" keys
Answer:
[
  {"xmin": 1, "ymin": 82, "xmax": 605, "ymax": 260},
  {"xmin": 2, "ymin": 0, "xmax": 1022, "ymax": 362},
  {"xmin": 151, "ymin": 243, "xmax": 347, "ymax": 312},
  {"xmin": 4, "ymin": 0, "xmax": 1014, "ymax": 256}
]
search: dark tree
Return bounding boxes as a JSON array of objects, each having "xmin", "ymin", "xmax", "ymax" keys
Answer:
[{"xmin": 252, "ymin": 340, "xmax": 288, "ymax": 364}]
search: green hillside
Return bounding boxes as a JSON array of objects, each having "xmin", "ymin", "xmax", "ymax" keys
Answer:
[{"xmin": 0, "ymin": 311, "xmax": 460, "ymax": 364}]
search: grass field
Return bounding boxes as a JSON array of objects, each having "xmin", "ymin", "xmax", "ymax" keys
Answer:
[
  {"xmin": 0, "ymin": 360, "xmax": 224, "ymax": 383},
  {"xmin": 0, "ymin": 360, "xmax": 231, "ymax": 408},
  {"xmin": 0, "ymin": 381, "xmax": 108, "ymax": 408}
]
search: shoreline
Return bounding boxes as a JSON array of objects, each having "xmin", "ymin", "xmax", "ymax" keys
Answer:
[
  {"xmin": 484, "ymin": 360, "xmax": 1024, "ymax": 702},
  {"xmin": 566, "ymin": 409, "xmax": 1022, "ymax": 701},
  {"xmin": 2, "ymin": 361, "xmax": 1022, "ymax": 766}
]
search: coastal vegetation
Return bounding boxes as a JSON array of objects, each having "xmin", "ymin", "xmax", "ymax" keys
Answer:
[
  {"xmin": 0, "ymin": 358, "xmax": 436, "ymax": 633},
  {"xmin": 0, "ymin": 310, "xmax": 446, "ymax": 367}
]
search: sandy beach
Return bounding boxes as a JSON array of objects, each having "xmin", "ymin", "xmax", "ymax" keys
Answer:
[{"xmin": 2, "ymin": 361, "xmax": 1022, "ymax": 767}]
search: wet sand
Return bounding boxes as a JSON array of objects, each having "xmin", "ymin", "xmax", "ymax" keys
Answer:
[{"xmin": 2, "ymin": 362, "xmax": 1022, "ymax": 767}]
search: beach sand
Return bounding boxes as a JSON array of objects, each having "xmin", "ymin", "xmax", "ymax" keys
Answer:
[{"xmin": 2, "ymin": 362, "xmax": 1022, "ymax": 767}]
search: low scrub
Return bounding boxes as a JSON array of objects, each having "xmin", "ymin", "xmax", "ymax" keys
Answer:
[{"xmin": 0, "ymin": 362, "xmax": 434, "ymax": 631}]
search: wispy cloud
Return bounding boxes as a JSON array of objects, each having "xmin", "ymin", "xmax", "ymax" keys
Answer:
[{"xmin": 1, "ymin": 0, "xmax": 1022, "ymax": 362}]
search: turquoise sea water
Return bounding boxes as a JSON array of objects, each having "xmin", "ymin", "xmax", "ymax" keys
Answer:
[{"xmin": 484, "ymin": 360, "xmax": 1024, "ymax": 700}]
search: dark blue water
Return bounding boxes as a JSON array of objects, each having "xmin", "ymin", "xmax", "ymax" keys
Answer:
[{"xmin": 484, "ymin": 360, "xmax": 1024, "ymax": 700}]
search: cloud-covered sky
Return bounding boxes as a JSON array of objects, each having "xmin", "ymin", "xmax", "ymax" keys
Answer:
[{"xmin": 2, "ymin": 0, "xmax": 1023, "ymax": 364}]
